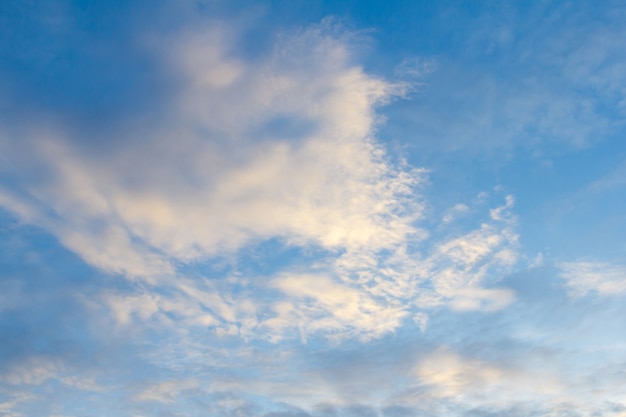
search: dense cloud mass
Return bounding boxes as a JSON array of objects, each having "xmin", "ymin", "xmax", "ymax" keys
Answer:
[{"xmin": 1, "ymin": 1, "xmax": 626, "ymax": 416}]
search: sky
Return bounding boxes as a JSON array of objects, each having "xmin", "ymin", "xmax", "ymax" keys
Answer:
[{"xmin": 1, "ymin": 0, "xmax": 626, "ymax": 416}]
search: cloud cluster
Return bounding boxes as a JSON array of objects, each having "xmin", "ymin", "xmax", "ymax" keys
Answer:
[
  {"xmin": 0, "ymin": 20, "xmax": 521, "ymax": 343},
  {"xmin": 0, "ymin": 22, "xmax": 409, "ymax": 278}
]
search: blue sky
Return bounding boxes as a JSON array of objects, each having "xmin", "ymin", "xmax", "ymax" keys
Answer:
[{"xmin": 1, "ymin": 1, "xmax": 626, "ymax": 416}]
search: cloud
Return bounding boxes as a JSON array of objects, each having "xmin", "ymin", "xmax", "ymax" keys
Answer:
[
  {"xmin": 0, "ymin": 17, "xmax": 522, "ymax": 346},
  {"xmin": 134, "ymin": 379, "xmax": 199, "ymax": 404},
  {"xmin": 1, "ymin": 356, "xmax": 59, "ymax": 386},
  {"xmin": 426, "ymin": 196, "xmax": 519, "ymax": 311},
  {"xmin": 413, "ymin": 347, "xmax": 562, "ymax": 405},
  {"xmin": 0, "ymin": 20, "xmax": 421, "ymax": 339},
  {"xmin": 0, "ymin": 19, "xmax": 414, "ymax": 276},
  {"xmin": 559, "ymin": 261, "xmax": 626, "ymax": 297},
  {"xmin": 259, "ymin": 192, "xmax": 519, "ymax": 341},
  {"xmin": 2, "ymin": 4, "xmax": 626, "ymax": 417},
  {"xmin": 0, "ymin": 392, "xmax": 34, "ymax": 417},
  {"xmin": 588, "ymin": 159, "xmax": 626, "ymax": 193},
  {"xmin": 442, "ymin": 203, "xmax": 469, "ymax": 224},
  {"xmin": 394, "ymin": 57, "xmax": 438, "ymax": 80},
  {"xmin": 0, "ymin": 354, "xmax": 104, "ymax": 394},
  {"xmin": 267, "ymin": 273, "xmax": 408, "ymax": 341}
]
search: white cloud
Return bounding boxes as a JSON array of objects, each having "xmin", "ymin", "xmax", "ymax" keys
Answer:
[
  {"xmin": 427, "ymin": 197, "xmax": 519, "ymax": 310},
  {"xmin": 267, "ymin": 273, "xmax": 408, "ymax": 341},
  {"xmin": 447, "ymin": 287, "xmax": 515, "ymax": 312},
  {"xmin": 99, "ymin": 276, "xmax": 261, "ymax": 337},
  {"xmin": 0, "ymin": 21, "xmax": 521, "ymax": 342},
  {"xmin": 1, "ymin": 357, "xmax": 59, "ymax": 386},
  {"xmin": 0, "ymin": 392, "xmax": 34, "ymax": 417},
  {"xmin": 394, "ymin": 56, "xmax": 438, "ymax": 80},
  {"xmin": 0, "ymin": 21, "xmax": 412, "ymax": 276},
  {"xmin": 559, "ymin": 261, "xmax": 626, "ymax": 297},
  {"xmin": 261, "ymin": 195, "xmax": 519, "ymax": 341},
  {"xmin": 134, "ymin": 379, "xmax": 199, "ymax": 404},
  {"xmin": 1, "ymin": 355, "xmax": 106, "ymax": 394},
  {"xmin": 414, "ymin": 347, "xmax": 563, "ymax": 406},
  {"xmin": 103, "ymin": 292, "xmax": 161, "ymax": 326},
  {"xmin": 442, "ymin": 203, "xmax": 469, "ymax": 224}
]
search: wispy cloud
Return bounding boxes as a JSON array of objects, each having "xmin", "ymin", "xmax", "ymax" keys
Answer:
[
  {"xmin": 390, "ymin": 2, "xmax": 626, "ymax": 154},
  {"xmin": 559, "ymin": 261, "xmax": 626, "ymax": 297},
  {"xmin": 134, "ymin": 379, "xmax": 199, "ymax": 404},
  {"xmin": 413, "ymin": 347, "xmax": 562, "ymax": 405}
]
